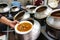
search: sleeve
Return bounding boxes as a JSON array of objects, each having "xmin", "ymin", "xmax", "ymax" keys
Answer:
[{"xmin": 0, "ymin": 14, "xmax": 2, "ymax": 18}]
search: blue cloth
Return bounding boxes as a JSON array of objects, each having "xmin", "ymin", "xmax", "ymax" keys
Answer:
[{"xmin": 11, "ymin": 1, "xmax": 22, "ymax": 9}]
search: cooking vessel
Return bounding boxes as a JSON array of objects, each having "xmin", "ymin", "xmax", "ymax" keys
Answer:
[
  {"xmin": 34, "ymin": 5, "xmax": 52, "ymax": 26},
  {"xmin": 13, "ymin": 10, "xmax": 30, "ymax": 21},
  {"xmin": 46, "ymin": 9, "xmax": 60, "ymax": 39},
  {"xmin": 14, "ymin": 18, "xmax": 40, "ymax": 40},
  {"xmin": 10, "ymin": 6, "xmax": 20, "ymax": 17},
  {"xmin": 15, "ymin": 18, "xmax": 34, "ymax": 34},
  {"xmin": 26, "ymin": 5, "xmax": 36, "ymax": 18},
  {"xmin": 0, "ymin": 3, "xmax": 10, "ymax": 17},
  {"xmin": 14, "ymin": 17, "xmax": 35, "ymax": 40},
  {"xmin": 26, "ymin": 5, "xmax": 36, "ymax": 13}
]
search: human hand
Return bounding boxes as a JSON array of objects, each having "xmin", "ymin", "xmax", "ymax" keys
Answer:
[{"xmin": 9, "ymin": 20, "xmax": 19, "ymax": 28}]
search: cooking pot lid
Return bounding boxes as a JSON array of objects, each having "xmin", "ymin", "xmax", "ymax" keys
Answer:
[{"xmin": 48, "ymin": 0, "xmax": 59, "ymax": 8}]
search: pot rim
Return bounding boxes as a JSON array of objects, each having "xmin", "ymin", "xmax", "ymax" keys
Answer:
[
  {"xmin": 13, "ymin": 10, "xmax": 25, "ymax": 20},
  {"xmin": 33, "ymin": 5, "xmax": 47, "ymax": 13},
  {"xmin": 34, "ymin": 5, "xmax": 52, "ymax": 19},
  {"xmin": 10, "ymin": 6, "xmax": 20, "ymax": 12},
  {"xmin": 15, "ymin": 21, "xmax": 33, "ymax": 34},
  {"xmin": 0, "ymin": 3, "xmax": 10, "ymax": 13},
  {"xmin": 50, "ymin": 9, "xmax": 60, "ymax": 18}
]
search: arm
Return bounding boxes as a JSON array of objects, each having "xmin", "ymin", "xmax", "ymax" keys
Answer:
[
  {"xmin": 0, "ymin": 16, "xmax": 18, "ymax": 28},
  {"xmin": 0, "ymin": 16, "xmax": 12, "ymax": 26}
]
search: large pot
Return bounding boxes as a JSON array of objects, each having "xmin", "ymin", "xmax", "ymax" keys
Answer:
[
  {"xmin": 14, "ymin": 18, "xmax": 40, "ymax": 40},
  {"xmin": 0, "ymin": 3, "xmax": 10, "ymax": 17},
  {"xmin": 34, "ymin": 5, "xmax": 52, "ymax": 26},
  {"xmin": 46, "ymin": 9, "xmax": 60, "ymax": 39},
  {"xmin": 10, "ymin": 6, "xmax": 20, "ymax": 17}
]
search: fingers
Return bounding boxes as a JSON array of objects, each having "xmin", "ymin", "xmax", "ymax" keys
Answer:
[
  {"xmin": 15, "ymin": 20, "xmax": 19, "ymax": 23},
  {"xmin": 13, "ymin": 20, "xmax": 19, "ymax": 24},
  {"xmin": 9, "ymin": 20, "xmax": 19, "ymax": 28}
]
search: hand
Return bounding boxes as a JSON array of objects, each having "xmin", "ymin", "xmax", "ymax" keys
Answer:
[{"xmin": 9, "ymin": 20, "xmax": 19, "ymax": 28}]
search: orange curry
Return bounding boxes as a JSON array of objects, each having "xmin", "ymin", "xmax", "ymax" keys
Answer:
[{"xmin": 17, "ymin": 22, "xmax": 32, "ymax": 32}]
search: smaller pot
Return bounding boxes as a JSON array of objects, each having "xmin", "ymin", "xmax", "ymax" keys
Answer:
[
  {"xmin": 0, "ymin": 3, "xmax": 10, "ymax": 12},
  {"xmin": 26, "ymin": 5, "xmax": 36, "ymax": 13},
  {"xmin": 26, "ymin": 5, "xmax": 36, "ymax": 18},
  {"xmin": 34, "ymin": 5, "xmax": 52, "ymax": 26},
  {"xmin": 13, "ymin": 10, "xmax": 30, "ymax": 21},
  {"xmin": 0, "ymin": 3, "xmax": 10, "ymax": 17},
  {"xmin": 10, "ymin": 6, "xmax": 20, "ymax": 17},
  {"xmin": 34, "ymin": 5, "xmax": 52, "ymax": 19}
]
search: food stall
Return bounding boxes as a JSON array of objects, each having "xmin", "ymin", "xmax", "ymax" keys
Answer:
[{"xmin": 0, "ymin": 0, "xmax": 60, "ymax": 40}]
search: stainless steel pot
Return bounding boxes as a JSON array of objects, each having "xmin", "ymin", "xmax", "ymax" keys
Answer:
[
  {"xmin": 10, "ymin": 6, "xmax": 20, "ymax": 17},
  {"xmin": 14, "ymin": 19, "xmax": 40, "ymax": 40},
  {"xmin": 34, "ymin": 5, "xmax": 52, "ymax": 19},
  {"xmin": 0, "ymin": 3, "xmax": 10, "ymax": 17},
  {"xmin": 34, "ymin": 5, "xmax": 52, "ymax": 26},
  {"xmin": 0, "ymin": 3, "xmax": 10, "ymax": 13},
  {"xmin": 14, "ymin": 10, "xmax": 30, "ymax": 21},
  {"xmin": 26, "ymin": 5, "xmax": 36, "ymax": 13},
  {"xmin": 26, "ymin": 5, "xmax": 36, "ymax": 18},
  {"xmin": 46, "ymin": 9, "xmax": 60, "ymax": 39}
]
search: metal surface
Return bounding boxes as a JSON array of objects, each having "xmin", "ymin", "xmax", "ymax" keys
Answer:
[
  {"xmin": 34, "ymin": 5, "xmax": 52, "ymax": 19},
  {"xmin": 41, "ymin": 25, "xmax": 54, "ymax": 40}
]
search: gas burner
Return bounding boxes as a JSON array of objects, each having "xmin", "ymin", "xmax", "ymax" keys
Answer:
[
  {"xmin": 41, "ymin": 25, "xmax": 54, "ymax": 40},
  {"xmin": 46, "ymin": 31, "xmax": 56, "ymax": 39}
]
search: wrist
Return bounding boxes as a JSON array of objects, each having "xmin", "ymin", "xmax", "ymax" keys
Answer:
[{"xmin": 8, "ymin": 21, "xmax": 12, "ymax": 26}]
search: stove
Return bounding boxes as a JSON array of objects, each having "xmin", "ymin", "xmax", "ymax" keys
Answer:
[{"xmin": 36, "ymin": 25, "xmax": 54, "ymax": 40}]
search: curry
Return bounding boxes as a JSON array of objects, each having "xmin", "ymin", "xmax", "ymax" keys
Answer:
[{"xmin": 17, "ymin": 22, "xmax": 32, "ymax": 32}]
